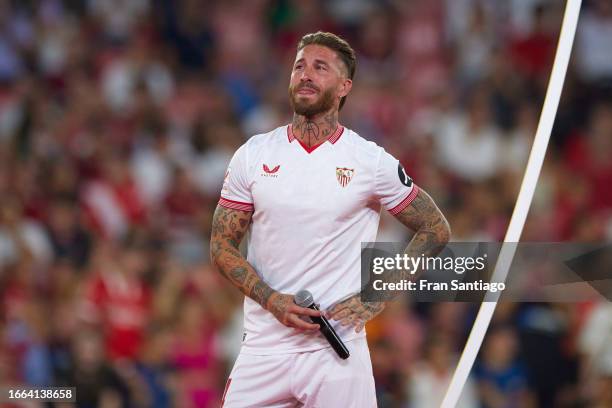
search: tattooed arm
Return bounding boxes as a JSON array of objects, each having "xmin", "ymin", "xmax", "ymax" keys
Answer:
[
  {"xmin": 393, "ymin": 188, "xmax": 451, "ymax": 264},
  {"xmin": 210, "ymin": 205, "xmax": 321, "ymax": 330},
  {"xmin": 329, "ymin": 188, "xmax": 451, "ymax": 332}
]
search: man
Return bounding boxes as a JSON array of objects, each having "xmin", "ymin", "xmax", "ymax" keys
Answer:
[{"xmin": 210, "ymin": 32, "xmax": 450, "ymax": 407}]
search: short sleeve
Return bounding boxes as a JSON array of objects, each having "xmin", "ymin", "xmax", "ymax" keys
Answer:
[
  {"xmin": 375, "ymin": 149, "xmax": 419, "ymax": 215},
  {"xmin": 218, "ymin": 145, "xmax": 254, "ymax": 212}
]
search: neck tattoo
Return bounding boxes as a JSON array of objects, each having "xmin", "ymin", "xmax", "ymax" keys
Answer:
[{"xmin": 292, "ymin": 113, "xmax": 338, "ymax": 147}]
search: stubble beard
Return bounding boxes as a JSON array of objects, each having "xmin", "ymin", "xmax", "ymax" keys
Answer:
[{"xmin": 289, "ymin": 85, "xmax": 336, "ymax": 117}]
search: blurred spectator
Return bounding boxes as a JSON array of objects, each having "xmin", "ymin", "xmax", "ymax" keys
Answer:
[
  {"xmin": 171, "ymin": 296, "xmax": 222, "ymax": 408},
  {"xmin": 0, "ymin": 195, "xmax": 52, "ymax": 268},
  {"xmin": 159, "ymin": 0, "xmax": 215, "ymax": 71},
  {"xmin": 80, "ymin": 241, "xmax": 152, "ymax": 361},
  {"xmin": 434, "ymin": 87, "xmax": 503, "ymax": 182},
  {"xmin": 370, "ymin": 338, "xmax": 405, "ymax": 407},
  {"xmin": 133, "ymin": 325, "xmax": 175, "ymax": 408},
  {"xmin": 502, "ymin": 100, "xmax": 538, "ymax": 175},
  {"xmin": 564, "ymin": 102, "xmax": 612, "ymax": 211},
  {"xmin": 89, "ymin": 0, "xmax": 150, "ymax": 43},
  {"xmin": 21, "ymin": 301, "xmax": 53, "ymax": 386},
  {"xmin": 58, "ymin": 329, "xmax": 131, "ymax": 407},
  {"xmin": 130, "ymin": 116, "xmax": 174, "ymax": 207},
  {"xmin": 518, "ymin": 304, "xmax": 579, "ymax": 407},
  {"xmin": 454, "ymin": 3, "xmax": 495, "ymax": 85},
  {"xmin": 46, "ymin": 198, "xmax": 92, "ymax": 268},
  {"xmin": 575, "ymin": 0, "xmax": 612, "ymax": 82},
  {"xmin": 473, "ymin": 325, "xmax": 535, "ymax": 408},
  {"xmin": 578, "ymin": 302, "xmax": 612, "ymax": 404},
  {"xmin": 509, "ymin": 3, "xmax": 558, "ymax": 82},
  {"xmin": 592, "ymin": 362, "xmax": 612, "ymax": 408},
  {"xmin": 188, "ymin": 120, "xmax": 242, "ymax": 197},
  {"xmin": 407, "ymin": 334, "xmax": 477, "ymax": 408}
]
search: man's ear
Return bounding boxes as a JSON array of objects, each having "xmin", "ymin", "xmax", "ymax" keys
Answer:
[{"xmin": 339, "ymin": 78, "xmax": 352, "ymax": 98}]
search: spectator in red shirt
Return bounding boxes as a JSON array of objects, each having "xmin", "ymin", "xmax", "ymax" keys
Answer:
[{"xmin": 80, "ymin": 241, "xmax": 152, "ymax": 360}]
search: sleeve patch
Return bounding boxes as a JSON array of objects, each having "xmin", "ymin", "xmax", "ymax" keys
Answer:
[{"xmin": 398, "ymin": 163, "xmax": 413, "ymax": 187}]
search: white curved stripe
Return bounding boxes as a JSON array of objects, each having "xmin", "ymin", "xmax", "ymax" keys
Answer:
[{"xmin": 441, "ymin": 1, "xmax": 583, "ymax": 406}]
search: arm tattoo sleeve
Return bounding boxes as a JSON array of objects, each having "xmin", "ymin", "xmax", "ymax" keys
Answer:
[
  {"xmin": 392, "ymin": 188, "xmax": 451, "ymax": 281},
  {"xmin": 210, "ymin": 205, "xmax": 275, "ymax": 308}
]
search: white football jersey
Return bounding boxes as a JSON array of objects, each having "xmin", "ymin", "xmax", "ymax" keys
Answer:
[{"xmin": 219, "ymin": 125, "xmax": 418, "ymax": 354}]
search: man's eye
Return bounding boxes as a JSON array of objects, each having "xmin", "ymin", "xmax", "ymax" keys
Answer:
[{"xmin": 317, "ymin": 65, "xmax": 327, "ymax": 71}]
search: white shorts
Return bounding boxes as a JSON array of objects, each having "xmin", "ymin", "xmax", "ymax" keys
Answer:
[{"xmin": 222, "ymin": 337, "xmax": 377, "ymax": 408}]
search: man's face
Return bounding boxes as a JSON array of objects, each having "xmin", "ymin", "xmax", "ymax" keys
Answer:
[{"xmin": 288, "ymin": 44, "xmax": 351, "ymax": 117}]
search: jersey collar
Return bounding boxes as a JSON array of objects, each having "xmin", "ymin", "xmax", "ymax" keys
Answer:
[{"xmin": 287, "ymin": 124, "xmax": 345, "ymax": 152}]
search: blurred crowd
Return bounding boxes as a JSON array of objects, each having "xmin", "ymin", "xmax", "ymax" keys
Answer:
[{"xmin": 0, "ymin": 0, "xmax": 611, "ymax": 407}]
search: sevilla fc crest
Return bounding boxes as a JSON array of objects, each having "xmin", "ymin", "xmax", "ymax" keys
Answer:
[{"xmin": 336, "ymin": 167, "xmax": 354, "ymax": 187}]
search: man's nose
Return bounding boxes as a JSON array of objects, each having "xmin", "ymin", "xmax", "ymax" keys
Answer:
[{"xmin": 299, "ymin": 66, "xmax": 314, "ymax": 82}]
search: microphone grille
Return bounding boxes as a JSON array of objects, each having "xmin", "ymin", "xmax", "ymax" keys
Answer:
[{"xmin": 294, "ymin": 289, "xmax": 313, "ymax": 307}]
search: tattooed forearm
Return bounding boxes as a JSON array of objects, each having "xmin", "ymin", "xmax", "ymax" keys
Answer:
[
  {"xmin": 210, "ymin": 205, "xmax": 276, "ymax": 309},
  {"xmin": 252, "ymin": 281, "xmax": 275, "ymax": 308},
  {"xmin": 292, "ymin": 112, "xmax": 338, "ymax": 147},
  {"xmin": 393, "ymin": 188, "xmax": 451, "ymax": 280}
]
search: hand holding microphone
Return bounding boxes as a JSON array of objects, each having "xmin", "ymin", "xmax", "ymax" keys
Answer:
[
  {"xmin": 294, "ymin": 289, "xmax": 350, "ymax": 360},
  {"xmin": 265, "ymin": 292, "xmax": 322, "ymax": 331}
]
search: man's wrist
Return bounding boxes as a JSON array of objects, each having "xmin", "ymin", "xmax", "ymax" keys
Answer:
[
  {"xmin": 251, "ymin": 281, "xmax": 277, "ymax": 310},
  {"xmin": 262, "ymin": 288, "xmax": 280, "ymax": 311}
]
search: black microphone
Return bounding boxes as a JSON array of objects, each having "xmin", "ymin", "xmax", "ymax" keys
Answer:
[{"xmin": 294, "ymin": 289, "xmax": 350, "ymax": 360}]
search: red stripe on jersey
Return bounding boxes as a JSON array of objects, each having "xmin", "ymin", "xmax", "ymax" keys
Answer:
[
  {"xmin": 296, "ymin": 137, "xmax": 325, "ymax": 153},
  {"xmin": 329, "ymin": 126, "xmax": 345, "ymax": 144},
  {"xmin": 219, "ymin": 197, "xmax": 254, "ymax": 212},
  {"xmin": 388, "ymin": 186, "xmax": 420, "ymax": 215}
]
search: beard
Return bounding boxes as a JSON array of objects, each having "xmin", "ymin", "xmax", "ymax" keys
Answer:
[{"xmin": 288, "ymin": 84, "xmax": 336, "ymax": 117}]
